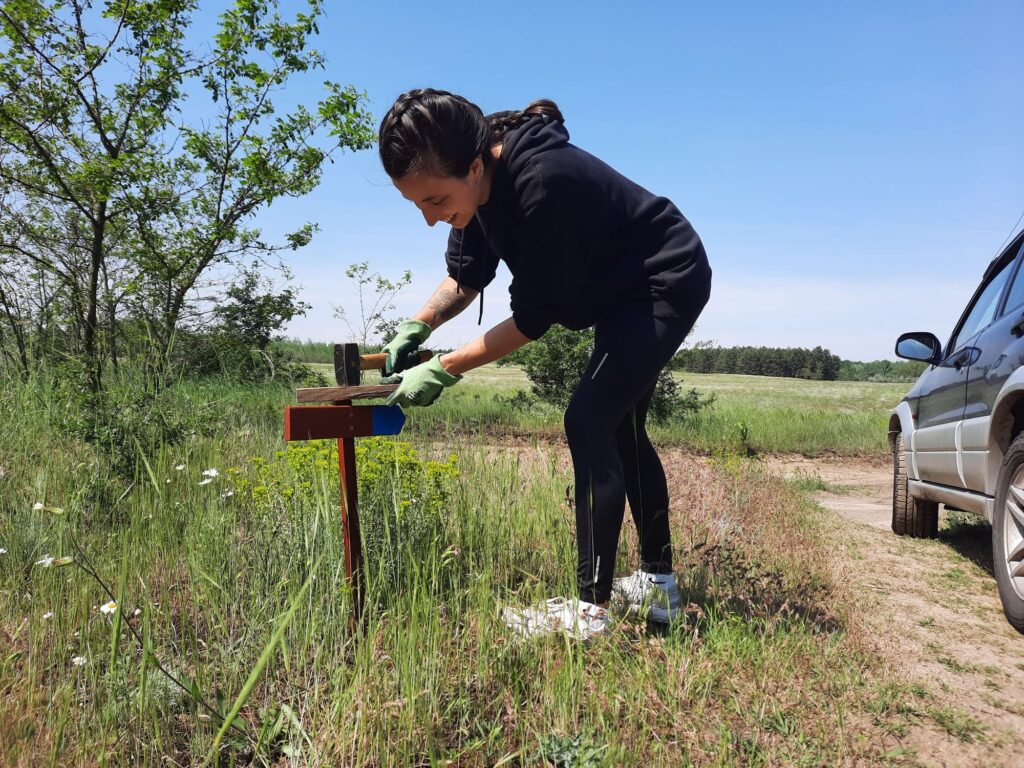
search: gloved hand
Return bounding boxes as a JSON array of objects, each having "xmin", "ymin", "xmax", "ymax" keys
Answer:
[
  {"xmin": 381, "ymin": 319, "xmax": 432, "ymax": 376},
  {"xmin": 384, "ymin": 356, "xmax": 461, "ymax": 408}
]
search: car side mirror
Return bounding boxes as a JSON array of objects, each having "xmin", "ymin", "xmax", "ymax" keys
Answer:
[{"xmin": 895, "ymin": 332, "xmax": 942, "ymax": 364}]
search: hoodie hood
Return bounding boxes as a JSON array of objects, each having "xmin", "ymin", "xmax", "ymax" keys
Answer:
[
  {"xmin": 451, "ymin": 114, "xmax": 570, "ymax": 326},
  {"xmin": 498, "ymin": 114, "xmax": 570, "ymax": 180}
]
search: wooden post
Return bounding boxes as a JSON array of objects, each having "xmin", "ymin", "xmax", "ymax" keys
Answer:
[
  {"xmin": 335, "ymin": 342, "xmax": 364, "ymax": 620},
  {"xmin": 283, "ymin": 343, "xmax": 419, "ymax": 627}
]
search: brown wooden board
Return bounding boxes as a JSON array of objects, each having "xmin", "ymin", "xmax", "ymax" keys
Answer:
[{"xmin": 295, "ymin": 384, "xmax": 397, "ymax": 403}]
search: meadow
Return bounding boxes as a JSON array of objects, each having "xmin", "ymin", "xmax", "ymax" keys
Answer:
[
  {"xmin": 325, "ymin": 364, "xmax": 908, "ymax": 457},
  {"xmin": 0, "ymin": 369, "xmax": 919, "ymax": 766}
]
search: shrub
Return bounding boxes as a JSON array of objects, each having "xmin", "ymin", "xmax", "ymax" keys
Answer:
[{"xmin": 501, "ymin": 326, "xmax": 712, "ymax": 422}]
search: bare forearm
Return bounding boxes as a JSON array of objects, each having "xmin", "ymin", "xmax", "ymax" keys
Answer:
[
  {"xmin": 439, "ymin": 316, "xmax": 531, "ymax": 376},
  {"xmin": 413, "ymin": 276, "xmax": 478, "ymax": 330}
]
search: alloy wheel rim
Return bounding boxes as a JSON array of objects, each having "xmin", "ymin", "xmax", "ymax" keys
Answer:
[{"xmin": 1004, "ymin": 466, "xmax": 1024, "ymax": 601}]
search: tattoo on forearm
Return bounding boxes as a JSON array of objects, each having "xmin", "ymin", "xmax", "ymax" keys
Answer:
[{"xmin": 426, "ymin": 288, "xmax": 471, "ymax": 325}]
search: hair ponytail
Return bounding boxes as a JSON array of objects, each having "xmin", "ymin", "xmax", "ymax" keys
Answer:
[{"xmin": 488, "ymin": 99, "xmax": 564, "ymax": 142}]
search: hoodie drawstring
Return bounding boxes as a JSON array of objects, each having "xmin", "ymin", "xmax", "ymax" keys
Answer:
[{"xmin": 454, "ymin": 224, "xmax": 485, "ymax": 326}]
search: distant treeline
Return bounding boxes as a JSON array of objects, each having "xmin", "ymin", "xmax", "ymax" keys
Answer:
[
  {"xmin": 836, "ymin": 358, "xmax": 927, "ymax": 383},
  {"xmin": 672, "ymin": 345, "xmax": 927, "ymax": 383},
  {"xmin": 276, "ymin": 338, "xmax": 927, "ymax": 383}
]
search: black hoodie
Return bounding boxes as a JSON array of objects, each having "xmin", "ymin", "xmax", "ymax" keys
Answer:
[{"xmin": 445, "ymin": 114, "xmax": 711, "ymax": 340}]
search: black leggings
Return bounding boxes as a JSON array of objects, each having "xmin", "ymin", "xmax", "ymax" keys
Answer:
[{"xmin": 565, "ymin": 291, "xmax": 709, "ymax": 604}]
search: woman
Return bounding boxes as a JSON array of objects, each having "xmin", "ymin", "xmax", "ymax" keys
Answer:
[{"xmin": 377, "ymin": 89, "xmax": 711, "ymax": 638}]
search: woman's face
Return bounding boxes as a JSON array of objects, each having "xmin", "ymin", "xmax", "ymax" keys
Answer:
[{"xmin": 393, "ymin": 156, "xmax": 485, "ymax": 230}]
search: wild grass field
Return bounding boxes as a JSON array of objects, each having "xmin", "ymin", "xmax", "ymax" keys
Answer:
[
  {"xmin": 319, "ymin": 364, "xmax": 908, "ymax": 457},
  {"xmin": 0, "ymin": 370, "xmax": 920, "ymax": 766}
]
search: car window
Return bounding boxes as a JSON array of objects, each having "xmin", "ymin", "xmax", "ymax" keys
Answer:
[
  {"xmin": 948, "ymin": 259, "xmax": 1014, "ymax": 353},
  {"xmin": 1000, "ymin": 249, "xmax": 1024, "ymax": 316}
]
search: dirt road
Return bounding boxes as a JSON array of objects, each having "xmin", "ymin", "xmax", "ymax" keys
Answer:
[{"xmin": 769, "ymin": 455, "xmax": 1024, "ymax": 767}]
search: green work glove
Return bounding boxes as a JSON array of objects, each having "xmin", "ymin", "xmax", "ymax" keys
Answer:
[
  {"xmin": 384, "ymin": 356, "xmax": 461, "ymax": 408},
  {"xmin": 381, "ymin": 319, "xmax": 432, "ymax": 376}
]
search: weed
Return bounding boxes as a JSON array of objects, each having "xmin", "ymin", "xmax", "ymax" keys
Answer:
[
  {"xmin": 925, "ymin": 705, "xmax": 986, "ymax": 743},
  {"xmin": 787, "ymin": 469, "xmax": 842, "ymax": 494},
  {"xmin": 935, "ymin": 655, "xmax": 978, "ymax": 674},
  {"xmin": 535, "ymin": 731, "xmax": 607, "ymax": 767}
]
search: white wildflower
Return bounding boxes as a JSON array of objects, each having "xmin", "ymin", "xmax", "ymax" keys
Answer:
[
  {"xmin": 99, "ymin": 601, "xmax": 117, "ymax": 615},
  {"xmin": 221, "ymin": 490, "xmax": 234, "ymax": 498},
  {"xmin": 165, "ymin": 479, "xmax": 171, "ymax": 484},
  {"xmin": 133, "ymin": 608, "xmax": 142, "ymax": 617},
  {"xmin": 32, "ymin": 502, "xmax": 63, "ymax": 515},
  {"xmin": 198, "ymin": 478, "xmax": 213, "ymax": 486},
  {"xmin": 201, "ymin": 468, "xmax": 219, "ymax": 478},
  {"xmin": 35, "ymin": 554, "xmax": 54, "ymax": 567},
  {"xmin": 174, "ymin": 464, "xmax": 186, "ymax": 471},
  {"xmin": 42, "ymin": 611, "xmax": 54, "ymax": 620},
  {"xmin": 71, "ymin": 655, "xmax": 87, "ymax": 667},
  {"xmin": 0, "ymin": 548, "xmax": 7, "ymax": 555}
]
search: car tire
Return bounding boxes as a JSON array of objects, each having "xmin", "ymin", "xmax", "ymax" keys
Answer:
[
  {"xmin": 992, "ymin": 434, "xmax": 1024, "ymax": 634},
  {"xmin": 892, "ymin": 432, "xmax": 939, "ymax": 538}
]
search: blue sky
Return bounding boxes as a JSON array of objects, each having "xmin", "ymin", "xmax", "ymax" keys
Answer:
[{"xmin": 240, "ymin": 1, "xmax": 1023, "ymax": 361}]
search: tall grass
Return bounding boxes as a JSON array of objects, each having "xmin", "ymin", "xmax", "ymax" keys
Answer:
[{"xmin": 0, "ymin": 373, "xmax": 918, "ymax": 765}]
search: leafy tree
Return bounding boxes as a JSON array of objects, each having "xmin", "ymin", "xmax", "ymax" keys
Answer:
[
  {"xmin": 0, "ymin": 0, "xmax": 374, "ymax": 394},
  {"xmin": 333, "ymin": 261, "xmax": 413, "ymax": 349},
  {"xmin": 215, "ymin": 264, "xmax": 309, "ymax": 350},
  {"xmin": 175, "ymin": 262, "xmax": 312, "ymax": 380},
  {"xmin": 501, "ymin": 326, "xmax": 595, "ymax": 408}
]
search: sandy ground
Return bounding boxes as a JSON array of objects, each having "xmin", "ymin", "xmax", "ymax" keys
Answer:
[{"xmin": 767, "ymin": 454, "xmax": 1024, "ymax": 768}]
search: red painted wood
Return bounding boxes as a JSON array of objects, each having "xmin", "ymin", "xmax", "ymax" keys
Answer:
[
  {"xmin": 338, "ymin": 435, "xmax": 363, "ymax": 619},
  {"xmin": 284, "ymin": 405, "xmax": 378, "ymax": 441}
]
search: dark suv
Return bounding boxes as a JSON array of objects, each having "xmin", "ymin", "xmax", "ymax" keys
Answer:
[{"xmin": 892, "ymin": 229, "xmax": 1024, "ymax": 633}]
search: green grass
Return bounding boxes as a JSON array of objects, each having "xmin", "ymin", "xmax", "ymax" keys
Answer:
[
  {"xmin": 313, "ymin": 364, "xmax": 906, "ymax": 456},
  {"xmin": 925, "ymin": 705, "xmax": 986, "ymax": 743},
  {"xmin": 0, "ymin": 372, "xmax": 921, "ymax": 765}
]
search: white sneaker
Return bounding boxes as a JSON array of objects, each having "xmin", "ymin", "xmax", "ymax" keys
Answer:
[
  {"xmin": 501, "ymin": 597, "xmax": 612, "ymax": 641},
  {"xmin": 612, "ymin": 570, "xmax": 683, "ymax": 624}
]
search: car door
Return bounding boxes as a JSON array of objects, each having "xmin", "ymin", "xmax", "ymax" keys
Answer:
[
  {"xmin": 962, "ymin": 236, "xmax": 1024, "ymax": 493},
  {"xmin": 915, "ymin": 255, "xmax": 1016, "ymax": 488}
]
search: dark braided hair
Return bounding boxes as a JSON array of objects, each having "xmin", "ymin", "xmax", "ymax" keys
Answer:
[{"xmin": 379, "ymin": 89, "xmax": 564, "ymax": 180}]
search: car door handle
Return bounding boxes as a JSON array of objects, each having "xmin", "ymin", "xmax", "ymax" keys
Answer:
[
  {"xmin": 1012, "ymin": 316, "xmax": 1024, "ymax": 337},
  {"xmin": 953, "ymin": 350, "xmax": 970, "ymax": 371}
]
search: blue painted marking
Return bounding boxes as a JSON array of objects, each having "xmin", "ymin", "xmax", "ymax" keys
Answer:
[{"xmin": 371, "ymin": 405, "xmax": 406, "ymax": 435}]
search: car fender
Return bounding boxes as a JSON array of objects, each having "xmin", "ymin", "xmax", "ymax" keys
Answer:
[
  {"xmin": 889, "ymin": 401, "xmax": 920, "ymax": 481},
  {"xmin": 986, "ymin": 367, "xmax": 1024, "ymax": 495}
]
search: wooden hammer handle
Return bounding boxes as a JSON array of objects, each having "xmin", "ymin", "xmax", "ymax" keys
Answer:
[{"xmin": 358, "ymin": 350, "xmax": 433, "ymax": 371}]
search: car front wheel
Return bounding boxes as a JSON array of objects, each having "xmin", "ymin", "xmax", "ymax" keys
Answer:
[
  {"xmin": 892, "ymin": 432, "xmax": 939, "ymax": 538},
  {"xmin": 993, "ymin": 434, "xmax": 1024, "ymax": 633}
]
